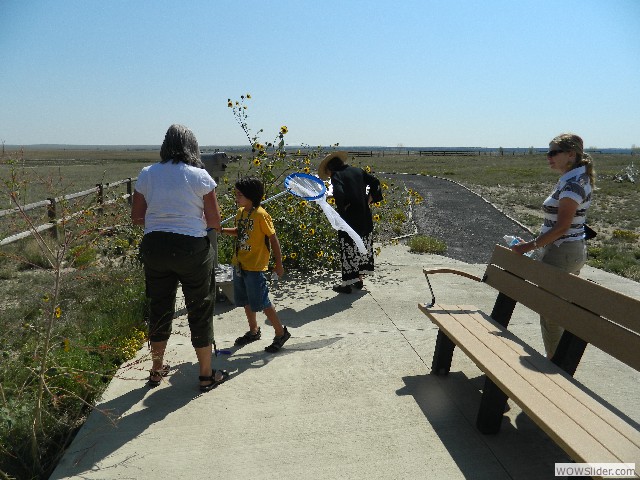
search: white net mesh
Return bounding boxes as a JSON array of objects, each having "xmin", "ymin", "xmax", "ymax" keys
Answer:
[
  {"xmin": 285, "ymin": 175, "xmax": 325, "ymax": 199},
  {"xmin": 285, "ymin": 174, "xmax": 366, "ymax": 254}
]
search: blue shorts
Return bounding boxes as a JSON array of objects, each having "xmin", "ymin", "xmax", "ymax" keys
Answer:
[{"xmin": 233, "ymin": 269, "xmax": 272, "ymax": 312}]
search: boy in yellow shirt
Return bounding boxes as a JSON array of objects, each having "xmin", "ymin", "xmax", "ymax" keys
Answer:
[{"xmin": 217, "ymin": 177, "xmax": 290, "ymax": 353}]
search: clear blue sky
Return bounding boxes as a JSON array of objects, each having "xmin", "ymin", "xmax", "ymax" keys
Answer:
[{"xmin": 1, "ymin": 0, "xmax": 639, "ymax": 148}]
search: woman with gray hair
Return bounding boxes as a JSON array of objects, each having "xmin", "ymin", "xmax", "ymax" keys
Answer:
[
  {"xmin": 512, "ymin": 133, "xmax": 595, "ymax": 357},
  {"xmin": 131, "ymin": 124, "xmax": 228, "ymax": 392}
]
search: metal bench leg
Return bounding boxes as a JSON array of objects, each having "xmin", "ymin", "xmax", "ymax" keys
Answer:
[
  {"xmin": 431, "ymin": 330, "xmax": 456, "ymax": 375},
  {"xmin": 551, "ymin": 331, "xmax": 588, "ymax": 377},
  {"xmin": 476, "ymin": 377, "xmax": 508, "ymax": 434},
  {"xmin": 490, "ymin": 292, "xmax": 517, "ymax": 328}
]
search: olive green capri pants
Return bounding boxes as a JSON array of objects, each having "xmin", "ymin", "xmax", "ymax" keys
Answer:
[{"xmin": 140, "ymin": 231, "xmax": 214, "ymax": 349}]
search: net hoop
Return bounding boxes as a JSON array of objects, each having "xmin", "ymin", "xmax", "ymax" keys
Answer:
[{"xmin": 284, "ymin": 172, "xmax": 326, "ymax": 201}]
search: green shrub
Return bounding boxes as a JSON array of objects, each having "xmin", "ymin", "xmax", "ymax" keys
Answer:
[
  {"xmin": 408, "ymin": 235, "xmax": 447, "ymax": 254},
  {"xmin": 223, "ymin": 96, "xmax": 414, "ymax": 271},
  {"xmin": 612, "ymin": 229, "xmax": 640, "ymax": 242},
  {"xmin": 0, "ymin": 267, "xmax": 147, "ymax": 479},
  {"xmin": 67, "ymin": 244, "xmax": 97, "ymax": 268}
]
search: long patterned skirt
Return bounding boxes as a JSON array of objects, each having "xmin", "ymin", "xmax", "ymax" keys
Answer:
[{"xmin": 338, "ymin": 230, "xmax": 374, "ymax": 286}]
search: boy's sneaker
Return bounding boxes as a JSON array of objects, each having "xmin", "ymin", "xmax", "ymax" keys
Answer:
[
  {"xmin": 265, "ymin": 326, "xmax": 291, "ymax": 353},
  {"xmin": 235, "ymin": 327, "xmax": 261, "ymax": 346}
]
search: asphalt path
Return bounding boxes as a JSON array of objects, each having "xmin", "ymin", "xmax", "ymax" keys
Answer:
[{"xmin": 386, "ymin": 174, "xmax": 535, "ymax": 264}]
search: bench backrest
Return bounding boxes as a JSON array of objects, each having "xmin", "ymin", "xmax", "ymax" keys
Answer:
[{"xmin": 484, "ymin": 245, "xmax": 640, "ymax": 371}]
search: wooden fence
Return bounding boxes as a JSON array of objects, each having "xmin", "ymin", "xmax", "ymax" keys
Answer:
[
  {"xmin": 0, "ymin": 178, "xmax": 136, "ymax": 246},
  {"xmin": 347, "ymin": 151, "xmax": 374, "ymax": 157},
  {"xmin": 418, "ymin": 150, "xmax": 479, "ymax": 156}
]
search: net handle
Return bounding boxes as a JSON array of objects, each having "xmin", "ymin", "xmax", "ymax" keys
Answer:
[{"xmin": 219, "ymin": 173, "xmax": 324, "ymax": 226}]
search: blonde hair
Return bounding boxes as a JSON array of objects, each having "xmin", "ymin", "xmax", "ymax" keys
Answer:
[
  {"xmin": 551, "ymin": 133, "xmax": 596, "ymax": 186},
  {"xmin": 160, "ymin": 124, "xmax": 203, "ymax": 167}
]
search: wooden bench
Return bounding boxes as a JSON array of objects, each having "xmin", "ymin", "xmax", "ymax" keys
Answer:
[{"xmin": 418, "ymin": 245, "xmax": 640, "ymax": 477}]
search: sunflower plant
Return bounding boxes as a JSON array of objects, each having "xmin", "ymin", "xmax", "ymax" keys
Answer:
[{"xmin": 219, "ymin": 95, "xmax": 414, "ymax": 272}]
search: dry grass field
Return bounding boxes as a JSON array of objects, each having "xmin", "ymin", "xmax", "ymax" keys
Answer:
[{"xmin": 1, "ymin": 147, "xmax": 639, "ymax": 279}]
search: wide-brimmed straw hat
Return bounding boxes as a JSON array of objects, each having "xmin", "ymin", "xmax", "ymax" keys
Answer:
[{"xmin": 318, "ymin": 151, "xmax": 348, "ymax": 180}]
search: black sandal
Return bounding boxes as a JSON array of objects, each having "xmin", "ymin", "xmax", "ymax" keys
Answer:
[
  {"xmin": 199, "ymin": 369, "xmax": 229, "ymax": 392},
  {"xmin": 234, "ymin": 327, "xmax": 261, "ymax": 346},
  {"xmin": 332, "ymin": 284, "xmax": 352, "ymax": 294},
  {"xmin": 147, "ymin": 364, "xmax": 171, "ymax": 388},
  {"xmin": 265, "ymin": 326, "xmax": 291, "ymax": 353}
]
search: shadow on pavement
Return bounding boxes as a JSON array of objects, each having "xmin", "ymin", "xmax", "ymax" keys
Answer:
[
  {"xmin": 52, "ymin": 362, "xmax": 200, "ymax": 477},
  {"xmin": 397, "ymin": 372, "xmax": 569, "ymax": 480}
]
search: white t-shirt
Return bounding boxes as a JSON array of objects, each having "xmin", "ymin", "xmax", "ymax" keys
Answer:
[{"xmin": 135, "ymin": 161, "xmax": 217, "ymax": 237}]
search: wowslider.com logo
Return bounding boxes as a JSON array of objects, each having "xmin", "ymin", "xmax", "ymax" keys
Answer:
[{"xmin": 555, "ymin": 463, "xmax": 636, "ymax": 478}]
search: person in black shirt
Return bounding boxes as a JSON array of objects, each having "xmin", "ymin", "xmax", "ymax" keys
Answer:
[{"xmin": 318, "ymin": 151, "xmax": 383, "ymax": 294}]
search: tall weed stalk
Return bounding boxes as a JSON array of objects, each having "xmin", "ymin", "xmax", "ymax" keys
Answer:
[{"xmin": 0, "ymin": 153, "xmax": 146, "ymax": 479}]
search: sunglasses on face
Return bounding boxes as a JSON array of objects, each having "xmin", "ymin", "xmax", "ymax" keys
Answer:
[{"xmin": 546, "ymin": 150, "xmax": 565, "ymax": 158}]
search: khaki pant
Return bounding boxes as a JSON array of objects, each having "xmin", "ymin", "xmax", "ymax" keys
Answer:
[{"xmin": 538, "ymin": 240, "xmax": 586, "ymax": 356}]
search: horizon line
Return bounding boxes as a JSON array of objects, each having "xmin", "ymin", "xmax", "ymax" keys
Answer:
[{"xmin": 4, "ymin": 144, "xmax": 635, "ymax": 151}]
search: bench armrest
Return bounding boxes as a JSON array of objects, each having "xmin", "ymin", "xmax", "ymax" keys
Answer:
[
  {"xmin": 422, "ymin": 268, "xmax": 484, "ymax": 307},
  {"xmin": 422, "ymin": 268, "xmax": 483, "ymax": 282}
]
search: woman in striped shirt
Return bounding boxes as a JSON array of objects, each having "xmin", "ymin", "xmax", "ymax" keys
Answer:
[{"xmin": 512, "ymin": 133, "xmax": 595, "ymax": 356}]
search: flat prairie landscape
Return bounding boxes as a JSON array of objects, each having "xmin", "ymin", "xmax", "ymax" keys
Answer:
[{"xmin": 1, "ymin": 147, "xmax": 638, "ymax": 278}]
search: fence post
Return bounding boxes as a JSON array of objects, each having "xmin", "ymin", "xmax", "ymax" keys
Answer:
[
  {"xmin": 126, "ymin": 178, "xmax": 133, "ymax": 206},
  {"xmin": 47, "ymin": 198, "xmax": 58, "ymax": 240},
  {"xmin": 97, "ymin": 183, "xmax": 104, "ymax": 214}
]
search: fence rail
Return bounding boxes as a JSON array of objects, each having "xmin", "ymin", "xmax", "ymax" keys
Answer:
[
  {"xmin": 418, "ymin": 150, "xmax": 479, "ymax": 156},
  {"xmin": 0, "ymin": 178, "xmax": 136, "ymax": 247},
  {"xmin": 347, "ymin": 151, "xmax": 374, "ymax": 157}
]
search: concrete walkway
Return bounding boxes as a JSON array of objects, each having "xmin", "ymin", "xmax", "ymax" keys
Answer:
[{"xmin": 50, "ymin": 245, "xmax": 640, "ymax": 480}]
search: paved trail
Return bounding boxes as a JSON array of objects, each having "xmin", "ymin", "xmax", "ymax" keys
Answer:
[{"xmin": 386, "ymin": 174, "xmax": 534, "ymax": 264}]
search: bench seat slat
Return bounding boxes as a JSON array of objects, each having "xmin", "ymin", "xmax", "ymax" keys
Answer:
[
  {"xmin": 419, "ymin": 303, "xmax": 640, "ymax": 466},
  {"xmin": 489, "ymin": 246, "xmax": 640, "ymax": 334},
  {"xmin": 484, "ymin": 266, "xmax": 640, "ymax": 371},
  {"xmin": 454, "ymin": 305, "xmax": 640, "ymax": 452}
]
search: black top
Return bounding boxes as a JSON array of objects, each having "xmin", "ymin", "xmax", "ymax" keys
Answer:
[{"xmin": 330, "ymin": 165, "xmax": 382, "ymax": 236}]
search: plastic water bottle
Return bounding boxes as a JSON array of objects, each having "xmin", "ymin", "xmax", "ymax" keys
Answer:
[
  {"xmin": 503, "ymin": 235, "xmax": 520, "ymax": 247},
  {"xmin": 504, "ymin": 235, "xmax": 533, "ymax": 257}
]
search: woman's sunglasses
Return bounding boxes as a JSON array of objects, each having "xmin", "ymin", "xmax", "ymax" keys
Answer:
[{"xmin": 546, "ymin": 150, "xmax": 565, "ymax": 157}]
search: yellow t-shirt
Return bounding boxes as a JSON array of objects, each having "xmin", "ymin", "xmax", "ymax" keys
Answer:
[{"xmin": 232, "ymin": 206, "xmax": 276, "ymax": 271}]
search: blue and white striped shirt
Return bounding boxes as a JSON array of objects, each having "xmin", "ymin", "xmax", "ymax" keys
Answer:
[{"xmin": 540, "ymin": 165, "xmax": 592, "ymax": 245}]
